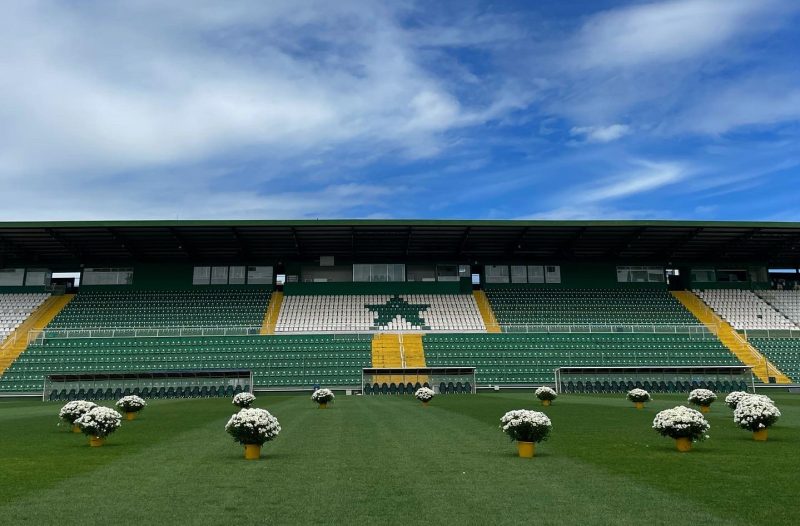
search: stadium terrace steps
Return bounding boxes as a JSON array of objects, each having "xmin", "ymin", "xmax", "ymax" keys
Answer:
[
  {"xmin": 0, "ymin": 294, "xmax": 74, "ymax": 376},
  {"xmin": 756, "ymin": 290, "xmax": 800, "ymax": 328},
  {"xmin": 371, "ymin": 333, "xmax": 404, "ymax": 385},
  {"xmin": 0, "ymin": 334, "xmax": 371, "ymax": 392},
  {"xmin": 401, "ymin": 334, "xmax": 426, "ymax": 367},
  {"xmin": 694, "ymin": 289, "xmax": 796, "ymax": 331},
  {"xmin": 260, "ymin": 291, "xmax": 284, "ymax": 335},
  {"xmin": 371, "ymin": 333, "xmax": 403, "ymax": 367},
  {"xmin": 749, "ymin": 337, "xmax": 800, "ymax": 382},
  {"xmin": 276, "ymin": 294, "xmax": 485, "ymax": 333},
  {"xmin": 486, "ymin": 289, "xmax": 696, "ymax": 326},
  {"xmin": 424, "ymin": 332, "xmax": 740, "ymax": 385},
  {"xmin": 47, "ymin": 289, "xmax": 271, "ymax": 329},
  {"xmin": 671, "ymin": 291, "xmax": 791, "ymax": 383},
  {"xmin": 472, "ymin": 290, "xmax": 501, "ymax": 333},
  {"xmin": 1, "ymin": 292, "xmax": 50, "ymax": 343}
]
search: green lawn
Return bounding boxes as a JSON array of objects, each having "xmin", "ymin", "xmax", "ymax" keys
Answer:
[{"xmin": 0, "ymin": 392, "xmax": 798, "ymax": 525}]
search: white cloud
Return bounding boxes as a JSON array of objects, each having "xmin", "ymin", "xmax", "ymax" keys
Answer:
[
  {"xmin": 570, "ymin": 124, "xmax": 630, "ymax": 143},
  {"xmin": 545, "ymin": 0, "xmax": 800, "ymax": 136},
  {"xmin": 573, "ymin": 160, "xmax": 688, "ymax": 204},
  {"xmin": 0, "ymin": 1, "xmax": 527, "ymax": 181},
  {"xmin": 671, "ymin": 77, "xmax": 800, "ymax": 135},
  {"xmin": 0, "ymin": 173, "xmax": 400, "ymax": 221},
  {"xmin": 570, "ymin": 0, "xmax": 781, "ymax": 69}
]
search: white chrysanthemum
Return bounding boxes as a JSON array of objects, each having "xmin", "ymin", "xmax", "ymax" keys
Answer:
[
  {"xmin": 415, "ymin": 387, "xmax": 435, "ymax": 401},
  {"xmin": 225, "ymin": 408, "xmax": 281, "ymax": 445},
  {"xmin": 627, "ymin": 388, "xmax": 651, "ymax": 403},
  {"xmin": 747, "ymin": 394, "xmax": 774, "ymax": 405},
  {"xmin": 74, "ymin": 406, "xmax": 123, "ymax": 438},
  {"xmin": 733, "ymin": 396, "xmax": 781, "ymax": 432},
  {"xmin": 534, "ymin": 386, "xmax": 557, "ymax": 401},
  {"xmin": 652, "ymin": 406, "xmax": 710, "ymax": 441},
  {"xmin": 232, "ymin": 392, "xmax": 256, "ymax": 408},
  {"xmin": 688, "ymin": 389, "xmax": 717, "ymax": 406},
  {"xmin": 724, "ymin": 391, "xmax": 750, "ymax": 409},
  {"xmin": 116, "ymin": 395, "xmax": 147, "ymax": 412},
  {"xmin": 500, "ymin": 409, "xmax": 552, "ymax": 443},
  {"xmin": 311, "ymin": 388, "xmax": 335, "ymax": 403},
  {"xmin": 59, "ymin": 400, "xmax": 97, "ymax": 423}
]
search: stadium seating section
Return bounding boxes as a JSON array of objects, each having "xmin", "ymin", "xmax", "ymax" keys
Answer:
[
  {"xmin": 485, "ymin": 289, "xmax": 696, "ymax": 326},
  {"xmin": 0, "ymin": 293, "xmax": 49, "ymax": 341},
  {"xmin": 423, "ymin": 333, "xmax": 739, "ymax": 384},
  {"xmin": 47, "ymin": 289, "xmax": 271, "ymax": 328},
  {"xmin": 0, "ymin": 334, "xmax": 371, "ymax": 393},
  {"xmin": 756, "ymin": 290, "xmax": 800, "ymax": 328},
  {"xmin": 693, "ymin": 289, "xmax": 796, "ymax": 331},
  {"xmin": 276, "ymin": 294, "xmax": 485, "ymax": 332},
  {"xmin": 750, "ymin": 337, "xmax": 800, "ymax": 382},
  {"xmin": 3, "ymin": 286, "xmax": 787, "ymax": 393}
]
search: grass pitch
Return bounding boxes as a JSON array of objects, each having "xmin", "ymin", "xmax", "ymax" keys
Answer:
[{"xmin": 0, "ymin": 392, "xmax": 798, "ymax": 525}]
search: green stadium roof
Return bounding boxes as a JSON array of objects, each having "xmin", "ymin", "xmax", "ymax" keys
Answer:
[{"xmin": 1, "ymin": 219, "xmax": 799, "ymax": 265}]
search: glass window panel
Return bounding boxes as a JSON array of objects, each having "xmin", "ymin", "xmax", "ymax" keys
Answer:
[
  {"xmin": 193, "ymin": 266, "xmax": 211, "ymax": 285},
  {"xmin": 527, "ymin": 266, "xmax": 544, "ymax": 283}
]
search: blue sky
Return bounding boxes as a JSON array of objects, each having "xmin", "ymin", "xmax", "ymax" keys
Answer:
[{"xmin": 1, "ymin": 0, "xmax": 799, "ymax": 221}]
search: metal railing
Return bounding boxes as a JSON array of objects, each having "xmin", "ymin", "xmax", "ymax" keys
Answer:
[
  {"xmin": 726, "ymin": 327, "xmax": 786, "ymax": 381},
  {"xmin": 27, "ymin": 322, "xmax": 715, "ymax": 342},
  {"xmin": 28, "ymin": 326, "xmax": 263, "ymax": 344},
  {"xmin": 500, "ymin": 324, "xmax": 712, "ymax": 335},
  {"xmin": 1, "ymin": 331, "xmax": 18, "ymax": 351},
  {"xmin": 27, "ymin": 326, "xmax": 377, "ymax": 343},
  {"xmin": 742, "ymin": 328, "xmax": 800, "ymax": 339}
]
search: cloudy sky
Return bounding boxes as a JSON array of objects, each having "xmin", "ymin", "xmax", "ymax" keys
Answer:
[{"xmin": 1, "ymin": 0, "xmax": 799, "ymax": 221}]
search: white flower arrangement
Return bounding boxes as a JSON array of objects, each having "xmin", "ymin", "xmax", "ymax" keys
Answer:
[
  {"xmin": 74, "ymin": 406, "xmax": 123, "ymax": 438},
  {"xmin": 688, "ymin": 389, "xmax": 717, "ymax": 407},
  {"xmin": 225, "ymin": 408, "xmax": 281, "ymax": 445},
  {"xmin": 534, "ymin": 386, "xmax": 557, "ymax": 401},
  {"xmin": 733, "ymin": 397, "xmax": 781, "ymax": 432},
  {"xmin": 500, "ymin": 410, "xmax": 552, "ymax": 443},
  {"xmin": 724, "ymin": 391, "xmax": 750, "ymax": 409},
  {"xmin": 627, "ymin": 388, "xmax": 651, "ymax": 403},
  {"xmin": 311, "ymin": 388, "xmax": 335, "ymax": 404},
  {"xmin": 652, "ymin": 406, "xmax": 710, "ymax": 442},
  {"xmin": 116, "ymin": 395, "xmax": 147, "ymax": 413},
  {"xmin": 59, "ymin": 400, "xmax": 97, "ymax": 424},
  {"xmin": 747, "ymin": 393, "xmax": 775, "ymax": 405},
  {"xmin": 232, "ymin": 392, "xmax": 256, "ymax": 408},
  {"xmin": 415, "ymin": 387, "xmax": 435, "ymax": 402}
]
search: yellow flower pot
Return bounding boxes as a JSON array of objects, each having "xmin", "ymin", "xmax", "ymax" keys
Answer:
[
  {"xmin": 89, "ymin": 436, "xmax": 105, "ymax": 447},
  {"xmin": 675, "ymin": 437, "xmax": 692, "ymax": 452},
  {"xmin": 318, "ymin": 402, "xmax": 327, "ymax": 409},
  {"xmin": 72, "ymin": 424, "xmax": 81, "ymax": 433},
  {"xmin": 244, "ymin": 444, "xmax": 261, "ymax": 460},
  {"xmin": 422, "ymin": 401, "xmax": 429, "ymax": 407},
  {"xmin": 635, "ymin": 402, "xmax": 644, "ymax": 410},
  {"xmin": 517, "ymin": 441, "xmax": 535, "ymax": 458},
  {"xmin": 541, "ymin": 400, "xmax": 551, "ymax": 407},
  {"xmin": 753, "ymin": 429, "xmax": 768, "ymax": 441},
  {"xmin": 699, "ymin": 405, "xmax": 710, "ymax": 414},
  {"xmin": 125, "ymin": 412, "xmax": 137, "ymax": 421}
]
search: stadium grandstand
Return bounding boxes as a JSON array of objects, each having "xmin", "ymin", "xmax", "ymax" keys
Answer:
[{"xmin": 2, "ymin": 219, "xmax": 800, "ymax": 398}]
